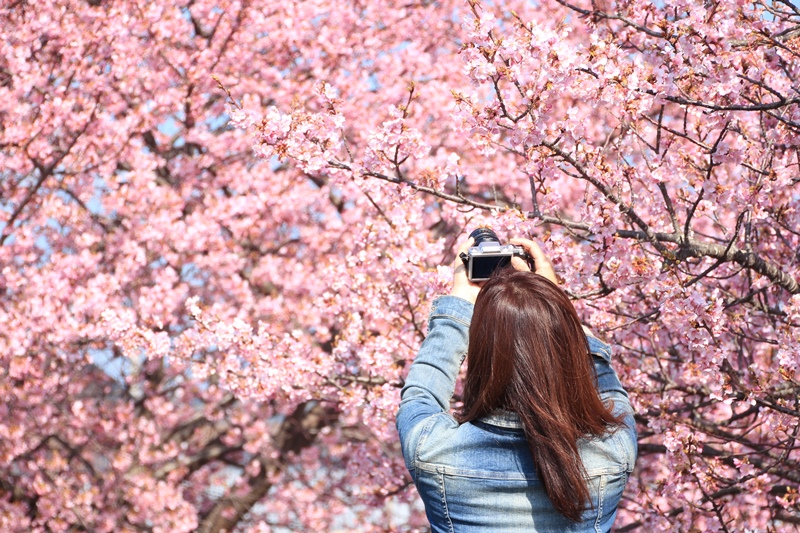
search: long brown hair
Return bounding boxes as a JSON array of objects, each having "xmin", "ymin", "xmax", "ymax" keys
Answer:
[{"xmin": 457, "ymin": 269, "xmax": 623, "ymax": 521}]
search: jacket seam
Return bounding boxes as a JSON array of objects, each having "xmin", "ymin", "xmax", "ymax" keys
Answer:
[
  {"xmin": 415, "ymin": 461, "xmax": 626, "ymax": 478},
  {"xmin": 594, "ymin": 474, "xmax": 606, "ymax": 533},
  {"xmin": 414, "ymin": 415, "xmax": 439, "ymax": 470},
  {"xmin": 429, "ymin": 312, "xmax": 471, "ymax": 328},
  {"xmin": 608, "ymin": 422, "xmax": 636, "ymax": 473},
  {"xmin": 438, "ymin": 467, "xmax": 455, "ymax": 533}
]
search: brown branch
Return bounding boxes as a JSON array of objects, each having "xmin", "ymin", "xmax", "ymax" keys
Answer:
[
  {"xmin": 683, "ymin": 211, "xmax": 746, "ymax": 288},
  {"xmin": 345, "ymin": 157, "xmax": 800, "ymax": 293},
  {"xmin": 552, "ymin": 0, "xmax": 667, "ymax": 39},
  {"xmin": 541, "ymin": 140, "xmax": 671, "ymax": 256},
  {"xmin": 657, "ymin": 182, "xmax": 680, "ymax": 235},
  {"xmin": 196, "ymin": 401, "xmax": 338, "ymax": 533},
  {"xmin": 1, "ymin": 102, "xmax": 98, "ymax": 246},
  {"xmin": 663, "ymin": 94, "xmax": 800, "ymax": 113},
  {"xmin": 0, "ymin": 167, "xmax": 52, "ymax": 246}
]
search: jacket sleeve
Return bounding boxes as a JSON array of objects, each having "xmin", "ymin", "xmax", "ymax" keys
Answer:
[
  {"xmin": 588, "ymin": 335, "xmax": 638, "ymax": 466},
  {"xmin": 588, "ymin": 336, "xmax": 629, "ymax": 398},
  {"xmin": 395, "ymin": 296, "xmax": 473, "ymax": 460}
]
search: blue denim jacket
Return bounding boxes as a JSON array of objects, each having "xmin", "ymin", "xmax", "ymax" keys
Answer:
[{"xmin": 396, "ymin": 296, "xmax": 637, "ymax": 532}]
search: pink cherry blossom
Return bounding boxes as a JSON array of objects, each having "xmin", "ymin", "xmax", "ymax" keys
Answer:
[{"xmin": 1, "ymin": 0, "xmax": 799, "ymax": 530}]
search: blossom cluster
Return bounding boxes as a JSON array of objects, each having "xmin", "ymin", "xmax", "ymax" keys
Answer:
[{"xmin": 1, "ymin": 0, "xmax": 798, "ymax": 531}]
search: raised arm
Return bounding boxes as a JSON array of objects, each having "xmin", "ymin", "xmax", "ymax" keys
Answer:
[
  {"xmin": 396, "ymin": 295, "xmax": 473, "ymax": 437},
  {"xmin": 396, "ymin": 239, "xmax": 481, "ymax": 453}
]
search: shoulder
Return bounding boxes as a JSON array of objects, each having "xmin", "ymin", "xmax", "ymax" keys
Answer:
[{"xmin": 586, "ymin": 334, "xmax": 612, "ymax": 363}]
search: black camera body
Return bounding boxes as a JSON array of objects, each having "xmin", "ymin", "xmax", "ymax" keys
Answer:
[{"xmin": 459, "ymin": 228, "xmax": 531, "ymax": 281}]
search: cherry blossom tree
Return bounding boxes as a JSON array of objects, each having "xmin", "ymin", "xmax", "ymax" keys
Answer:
[{"xmin": 1, "ymin": 0, "xmax": 799, "ymax": 531}]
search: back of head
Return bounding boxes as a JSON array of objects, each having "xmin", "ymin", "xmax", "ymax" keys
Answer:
[{"xmin": 458, "ymin": 268, "xmax": 621, "ymax": 521}]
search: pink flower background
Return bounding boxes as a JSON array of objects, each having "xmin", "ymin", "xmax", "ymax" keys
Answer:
[{"xmin": 1, "ymin": 0, "xmax": 799, "ymax": 531}]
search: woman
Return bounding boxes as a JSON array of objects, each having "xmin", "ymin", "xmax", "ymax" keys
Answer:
[{"xmin": 396, "ymin": 236, "xmax": 637, "ymax": 532}]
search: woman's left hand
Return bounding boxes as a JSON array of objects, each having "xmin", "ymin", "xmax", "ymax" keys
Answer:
[{"xmin": 450, "ymin": 237, "xmax": 484, "ymax": 304}]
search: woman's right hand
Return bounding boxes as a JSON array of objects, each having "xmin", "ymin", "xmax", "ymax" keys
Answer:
[
  {"xmin": 509, "ymin": 237, "xmax": 559, "ymax": 286},
  {"xmin": 509, "ymin": 237, "xmax": 595, "ymax": 336}
]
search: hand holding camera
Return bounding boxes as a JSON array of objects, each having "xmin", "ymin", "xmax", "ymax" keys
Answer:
[
  {"xmin": 459, "ymin": 228, "xmax": 532, "ymax": 281},
  {"xmin": 450, "ymin": 228, "xmax": 558, "ymax": 304}
]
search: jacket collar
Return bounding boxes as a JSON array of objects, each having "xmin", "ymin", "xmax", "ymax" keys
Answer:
[{"xmin": 478, "ymin": 409, "xmax": 523, "ymax": 429}]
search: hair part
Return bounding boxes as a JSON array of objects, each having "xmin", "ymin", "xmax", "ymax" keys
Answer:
[{"xmin": 457, "ymin": 269, "xmax": 623, "ymax": 521}]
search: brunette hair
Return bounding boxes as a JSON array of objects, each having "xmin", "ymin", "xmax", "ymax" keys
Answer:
[{"xmin": 457, "ymin": 269, "xmax": 623, "ymax": 521}]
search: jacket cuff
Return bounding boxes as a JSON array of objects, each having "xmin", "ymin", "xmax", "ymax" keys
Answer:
[{"xmin": 428, "ymin": 295, "xmax": 474, "ymax": 329}]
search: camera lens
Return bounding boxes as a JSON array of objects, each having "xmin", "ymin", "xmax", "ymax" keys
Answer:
[{"xmin": 469, "ymin": 227, "xmax": 499, "ymax": 245}]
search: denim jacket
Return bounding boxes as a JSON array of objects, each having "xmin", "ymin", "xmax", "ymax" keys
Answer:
[{"xmin": 396, "ymin": 296, "xmax": 637, "ymax": 533}]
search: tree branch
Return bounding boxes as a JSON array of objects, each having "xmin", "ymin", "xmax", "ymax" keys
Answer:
[{"xmin": 197, "ymin": 401, "xmax": 338, "ymax": 533}]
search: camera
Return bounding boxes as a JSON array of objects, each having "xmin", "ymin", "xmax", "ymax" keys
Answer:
[{"xmin": 459, "ymin": 228, "xmax": 532, "ymax": 281}]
